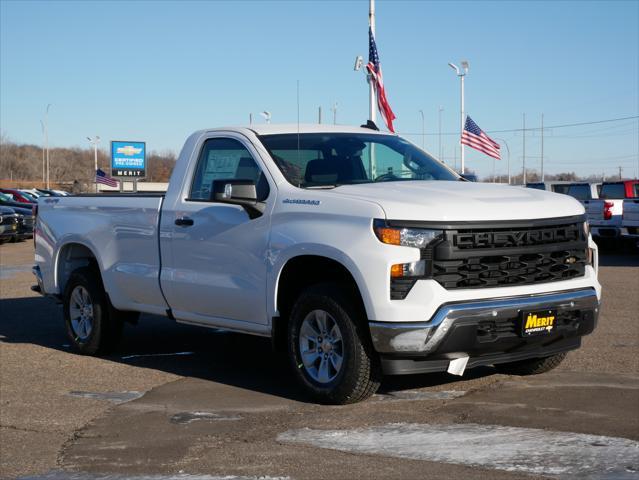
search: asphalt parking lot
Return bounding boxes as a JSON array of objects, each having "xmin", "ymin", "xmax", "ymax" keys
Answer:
[{"xmin": 1, "ymin": 240, "xmax": 638, "ymax": 480}]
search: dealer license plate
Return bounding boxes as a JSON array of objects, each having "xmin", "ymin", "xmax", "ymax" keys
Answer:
[{"xmin": 521, "ymin": 309, "xmax": 557, "ymax": 337}]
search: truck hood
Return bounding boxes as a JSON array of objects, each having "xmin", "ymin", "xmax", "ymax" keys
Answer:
[{"xmin": 331, "ymin": 181, "xmax": 584, "ymax": 222}]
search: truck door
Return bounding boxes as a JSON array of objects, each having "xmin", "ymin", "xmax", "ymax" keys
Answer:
[{"xmin": 159, "ymin": 134, "xmax": 273, "ymax": 331}]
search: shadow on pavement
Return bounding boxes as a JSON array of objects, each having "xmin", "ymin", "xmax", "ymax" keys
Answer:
[
  {"xmin": 0, "ymin": 294, "xmax": 495, "ymax": 404},
  {"xmin": 595, "ymin": 242, "xmax": 639, "ymax": 266}
]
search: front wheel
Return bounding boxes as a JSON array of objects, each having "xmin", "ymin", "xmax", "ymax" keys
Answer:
[
  {"xmin": 288, "ymin": 284, "xmax": 381, "ymax": 404},
  {"xmin": 495, "ymin": 352, "xmax": 567, "ymax": 376}
]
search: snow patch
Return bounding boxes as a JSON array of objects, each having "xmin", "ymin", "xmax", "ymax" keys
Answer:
[{"xmin": 278, "ymin": 423, "xmax": 639, "ymax": 479}]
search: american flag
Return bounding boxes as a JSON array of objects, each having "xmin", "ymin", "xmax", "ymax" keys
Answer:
[
  {"xmin": 95, "ymin": 168, "xmax": 119, "ymax": 187},
  {"xmin": 366, "ymin": 27, "xmax": 396, "ymax": 133},
  {"xmin": 461, "ymin": 116, "xmax": 501, "ymax": 160}
]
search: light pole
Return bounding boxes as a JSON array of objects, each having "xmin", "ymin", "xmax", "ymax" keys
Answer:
[
  {"xmin": 448, "ymin": 61, "xmax": 468, "ymax": 174},
  {"xmin": 418, "ymin": 110, "xmax": 425, "ymax": 148},
  {"xmin": 438, "ymin": 106, "xmax": 443, "ymax": 161},
  {"xmin": 331, "ymin": 102, "xmax": 338, "ymax": 125},
  {"xmin": 522, "ymin": 113, "xmax": 527, "ymax": 185},
  {"xmin": 40, "ymin": 120, "xmax": 45, "ymax": 184},
  {"xmin": 260, "ymin": 111, "xmax": 271, "ymax": 124},
  {"xmin": 44, "ymin": 104, "xmax": 52, "ymax": 189},
  {"xmin": 495, "ymin": 138, "xmax": 511, "ymax": 185},
  {"xmin": 87, "ymin": 136, "xmax": 101, "ymax": 192}
]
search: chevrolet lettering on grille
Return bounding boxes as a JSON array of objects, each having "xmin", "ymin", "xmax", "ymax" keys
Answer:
[{"xmin": 455, "ymin": 225, "xmax": 581, "ymax": 249}]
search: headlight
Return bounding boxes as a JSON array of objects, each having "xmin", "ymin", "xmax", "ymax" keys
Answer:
[{"xmin": 373, "ymin": 219, "xmax": 442, "ymax": 248}]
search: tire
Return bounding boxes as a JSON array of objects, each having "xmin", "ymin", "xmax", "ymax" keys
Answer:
[
  {"xmin": 288, "ymin": 284, "xmax": 381, "ymax": 404},
  {"xmin": 495, "ymin": 352, "xmax": 567, "ymax": 376},
  {"xmin": 63, "ymin": 267, "xmax": 124, "ymax": 355}
]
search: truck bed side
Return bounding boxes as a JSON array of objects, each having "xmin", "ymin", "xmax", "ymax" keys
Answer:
[{"xmin": 35, "ymin": 195, "xmax": 168, "ymax": 315}]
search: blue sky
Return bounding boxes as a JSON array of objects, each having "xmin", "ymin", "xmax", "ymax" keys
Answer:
[{"xmin": 1, "ymin": 0, "xmax": 638, "ymax": 179}]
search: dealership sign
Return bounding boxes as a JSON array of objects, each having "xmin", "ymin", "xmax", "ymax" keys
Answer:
[{"xmin": 111, "ymin": 141, "xmax": 146, "ymax": 177}]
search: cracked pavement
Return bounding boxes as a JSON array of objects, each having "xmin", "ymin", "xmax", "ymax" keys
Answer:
[{"xmin": 1, "ymin": 241, "xmax": 638, "ymax": 479}]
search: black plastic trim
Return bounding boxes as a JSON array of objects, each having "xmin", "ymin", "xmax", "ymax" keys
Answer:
[
  {"xmin": 385, "ymin": 214, "xmax": 586, "ymax": 231},
  {"xmin": 380, "ymin": 337, "xmax": 581, "ymax": 375}
]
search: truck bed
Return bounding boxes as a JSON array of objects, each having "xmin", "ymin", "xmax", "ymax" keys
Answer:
[{"xmin": 36, "ymin": 194, "xmax": 168, "ymax": 315}]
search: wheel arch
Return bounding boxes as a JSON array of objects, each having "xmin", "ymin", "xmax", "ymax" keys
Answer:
[
  {"xmin": 55, "ymin": 241, "xmax": 101, "ymax": 295},
  {"xmin": 272, "ymin": 254, "xmax": 370, "ymax": 352}
]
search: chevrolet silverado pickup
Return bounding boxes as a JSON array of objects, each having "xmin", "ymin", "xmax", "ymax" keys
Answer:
[
  {"xmin": 588, "ymin": 180, "xmax": 639, "ymax": 239},
  {"xmin": 33, "ymin": 124, "xmax": 601, "ymax": 404}
]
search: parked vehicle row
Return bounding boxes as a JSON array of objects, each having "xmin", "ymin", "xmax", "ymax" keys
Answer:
[
  {"xmin": 526, "ymin": 180, "xmax": 639, "ymax": 247},
  {"xmin": 0, "ymin": 188, "xmax": 70, "ymax": 205},
  {"xmin": 0, "ymin": 205, "xmax": 34, "ymax": 243}
]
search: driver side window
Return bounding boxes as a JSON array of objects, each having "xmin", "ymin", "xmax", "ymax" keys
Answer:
[{"xmin": 190, "ymin": 138, "xmax": 269, "ymax": 201}]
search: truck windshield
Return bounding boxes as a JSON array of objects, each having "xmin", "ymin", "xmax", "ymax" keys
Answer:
[{"xmin": 258, "ymin": 133, "xmax": 459, "ymax": 188}]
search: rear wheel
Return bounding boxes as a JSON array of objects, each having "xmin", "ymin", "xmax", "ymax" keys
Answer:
[
  {"xmin": 495, "ymin": 352, "xmax": 566, "ymax": 376},
  {"xmin": 288, "ymin": 284, "xmax": 381, "ymax": 404},
  {"xmin": 63, "ymin": 267, "xmax": 124, "ymax": 355}
]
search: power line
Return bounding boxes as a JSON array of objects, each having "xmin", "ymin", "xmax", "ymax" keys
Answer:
[{"xmin": 401, "ymin": 115, "xmax": 639, "ymax": 136}]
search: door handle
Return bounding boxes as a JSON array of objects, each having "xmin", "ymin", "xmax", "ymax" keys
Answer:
[{"xmin": 175, "ymin": 216, "xmax": 194, "ymax": 227}]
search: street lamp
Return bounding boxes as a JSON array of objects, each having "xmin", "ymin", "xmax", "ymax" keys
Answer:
[
  {"xmin": 44, "ymin": 104, "xmax": 52, "ymax": 189},
  {"xmin": 260, "ymin": 111, "xmax": 271, "ymax": 124},
  {"xmin": 448, "ymin": 61, "xmax": 469, "ymax": 174},
  {"xmin": 40, "ymin": 120, "xmax": 45, "ymax": 184},
  {"xmin": 418, "ymin": 110, "xmax": 425, "ymax": 148},
  {"xmin": 87, "ymin": 136, "xmax": 101, "ymax": 192},
  {"xmin": 331, "ymin": 102, "xmax": 338, "ymax": 125},
  {"xmin": 495, "ymin": 137, "xmax": 511, "ymax": 185},
  {"xmin": 438, "ymin": 106, "xmax": 444, "ymax": 161}
]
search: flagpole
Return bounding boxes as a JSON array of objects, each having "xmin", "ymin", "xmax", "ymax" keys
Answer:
[
  {"xmin": 460, "ymin": 73, "xmax": 465, "ymax": 174},
  {"xmin": 368, "ymin": 0, "xmax": 376, "ymax": 124},
  {"xmin": 87, "ymin": 136, "xmax": 101, "ymax": 193}
]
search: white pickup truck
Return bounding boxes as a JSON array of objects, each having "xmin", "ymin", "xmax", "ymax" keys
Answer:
[
  {"xmin": 33, "ymin": 124, "xmax": 601, "ymax": 404},
  {"xmin": 587, "ymin": 180, "xmax": 639, "ymax": 239}
]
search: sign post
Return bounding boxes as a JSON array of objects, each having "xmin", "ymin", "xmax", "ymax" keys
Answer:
[{"xmin": 111, "ymin": 141, "xmax": 146, "ymax": 190}]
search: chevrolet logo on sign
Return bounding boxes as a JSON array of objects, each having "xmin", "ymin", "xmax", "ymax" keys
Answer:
[
  {"xmin": 116, "ymin": 145, "xmax": 143, "ymax": 156},
  {"xmin": 522, "ymin": 310, "xmax": 556, "ymax": 336}
]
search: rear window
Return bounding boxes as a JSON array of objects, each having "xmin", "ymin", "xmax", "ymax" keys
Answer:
[
  {"xmin": 565, "ymin": 184, "xmax": 592, "ymax": 201},
  {"xmin": 551, "ymin": 184, "xmax": 570, "ymax": 194},
  {"xmin": 600, "ymin": 183, "xmax": 626, "ymax": 199},
  {"xmin": 526, "ymin": 183, "xmax": 546, "ymax": 190}
]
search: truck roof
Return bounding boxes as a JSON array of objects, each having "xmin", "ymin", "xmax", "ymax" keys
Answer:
[{"xmin": 200, "ymin": 124, "xmax": 392, "ymax": 136}]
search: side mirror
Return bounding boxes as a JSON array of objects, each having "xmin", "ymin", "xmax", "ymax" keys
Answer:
[{"xmin": 211, "ymin": 179, "xmax": 265, "ymax": 218}]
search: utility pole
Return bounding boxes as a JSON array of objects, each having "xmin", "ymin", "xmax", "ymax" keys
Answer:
[
  {"xmin": 419, "ymin": 110, "xmax": 425, "ymax": 148},
  {"xmin": 522, "ymin": 113, "xmax": 526, "ymax": 185},
  {"xmin": 249, "ymin": 113, "xmax": 253, "ymax": 125},
  {"xmin": 331, "ymin": 102, "xmax": 338, "ymax": 125},
  {"xmin": 541, "ymin": 114, "xmax": 545, "ymax": 181},
  {"xmin": 438, "ymin": 106, "xmax": 443, "ymax": 161},
  {"xmin": 318, "ymin": 106, "xmax": 322, "ymax": 124},
  {"xmin": 618, "ymin": 166, "xmax": 623, "ymax": 180}
]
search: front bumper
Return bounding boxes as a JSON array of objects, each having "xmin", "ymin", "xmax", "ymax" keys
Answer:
[{"xmin": 369, "ymin": 288, "xmax": 599, "ymax": 375}]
